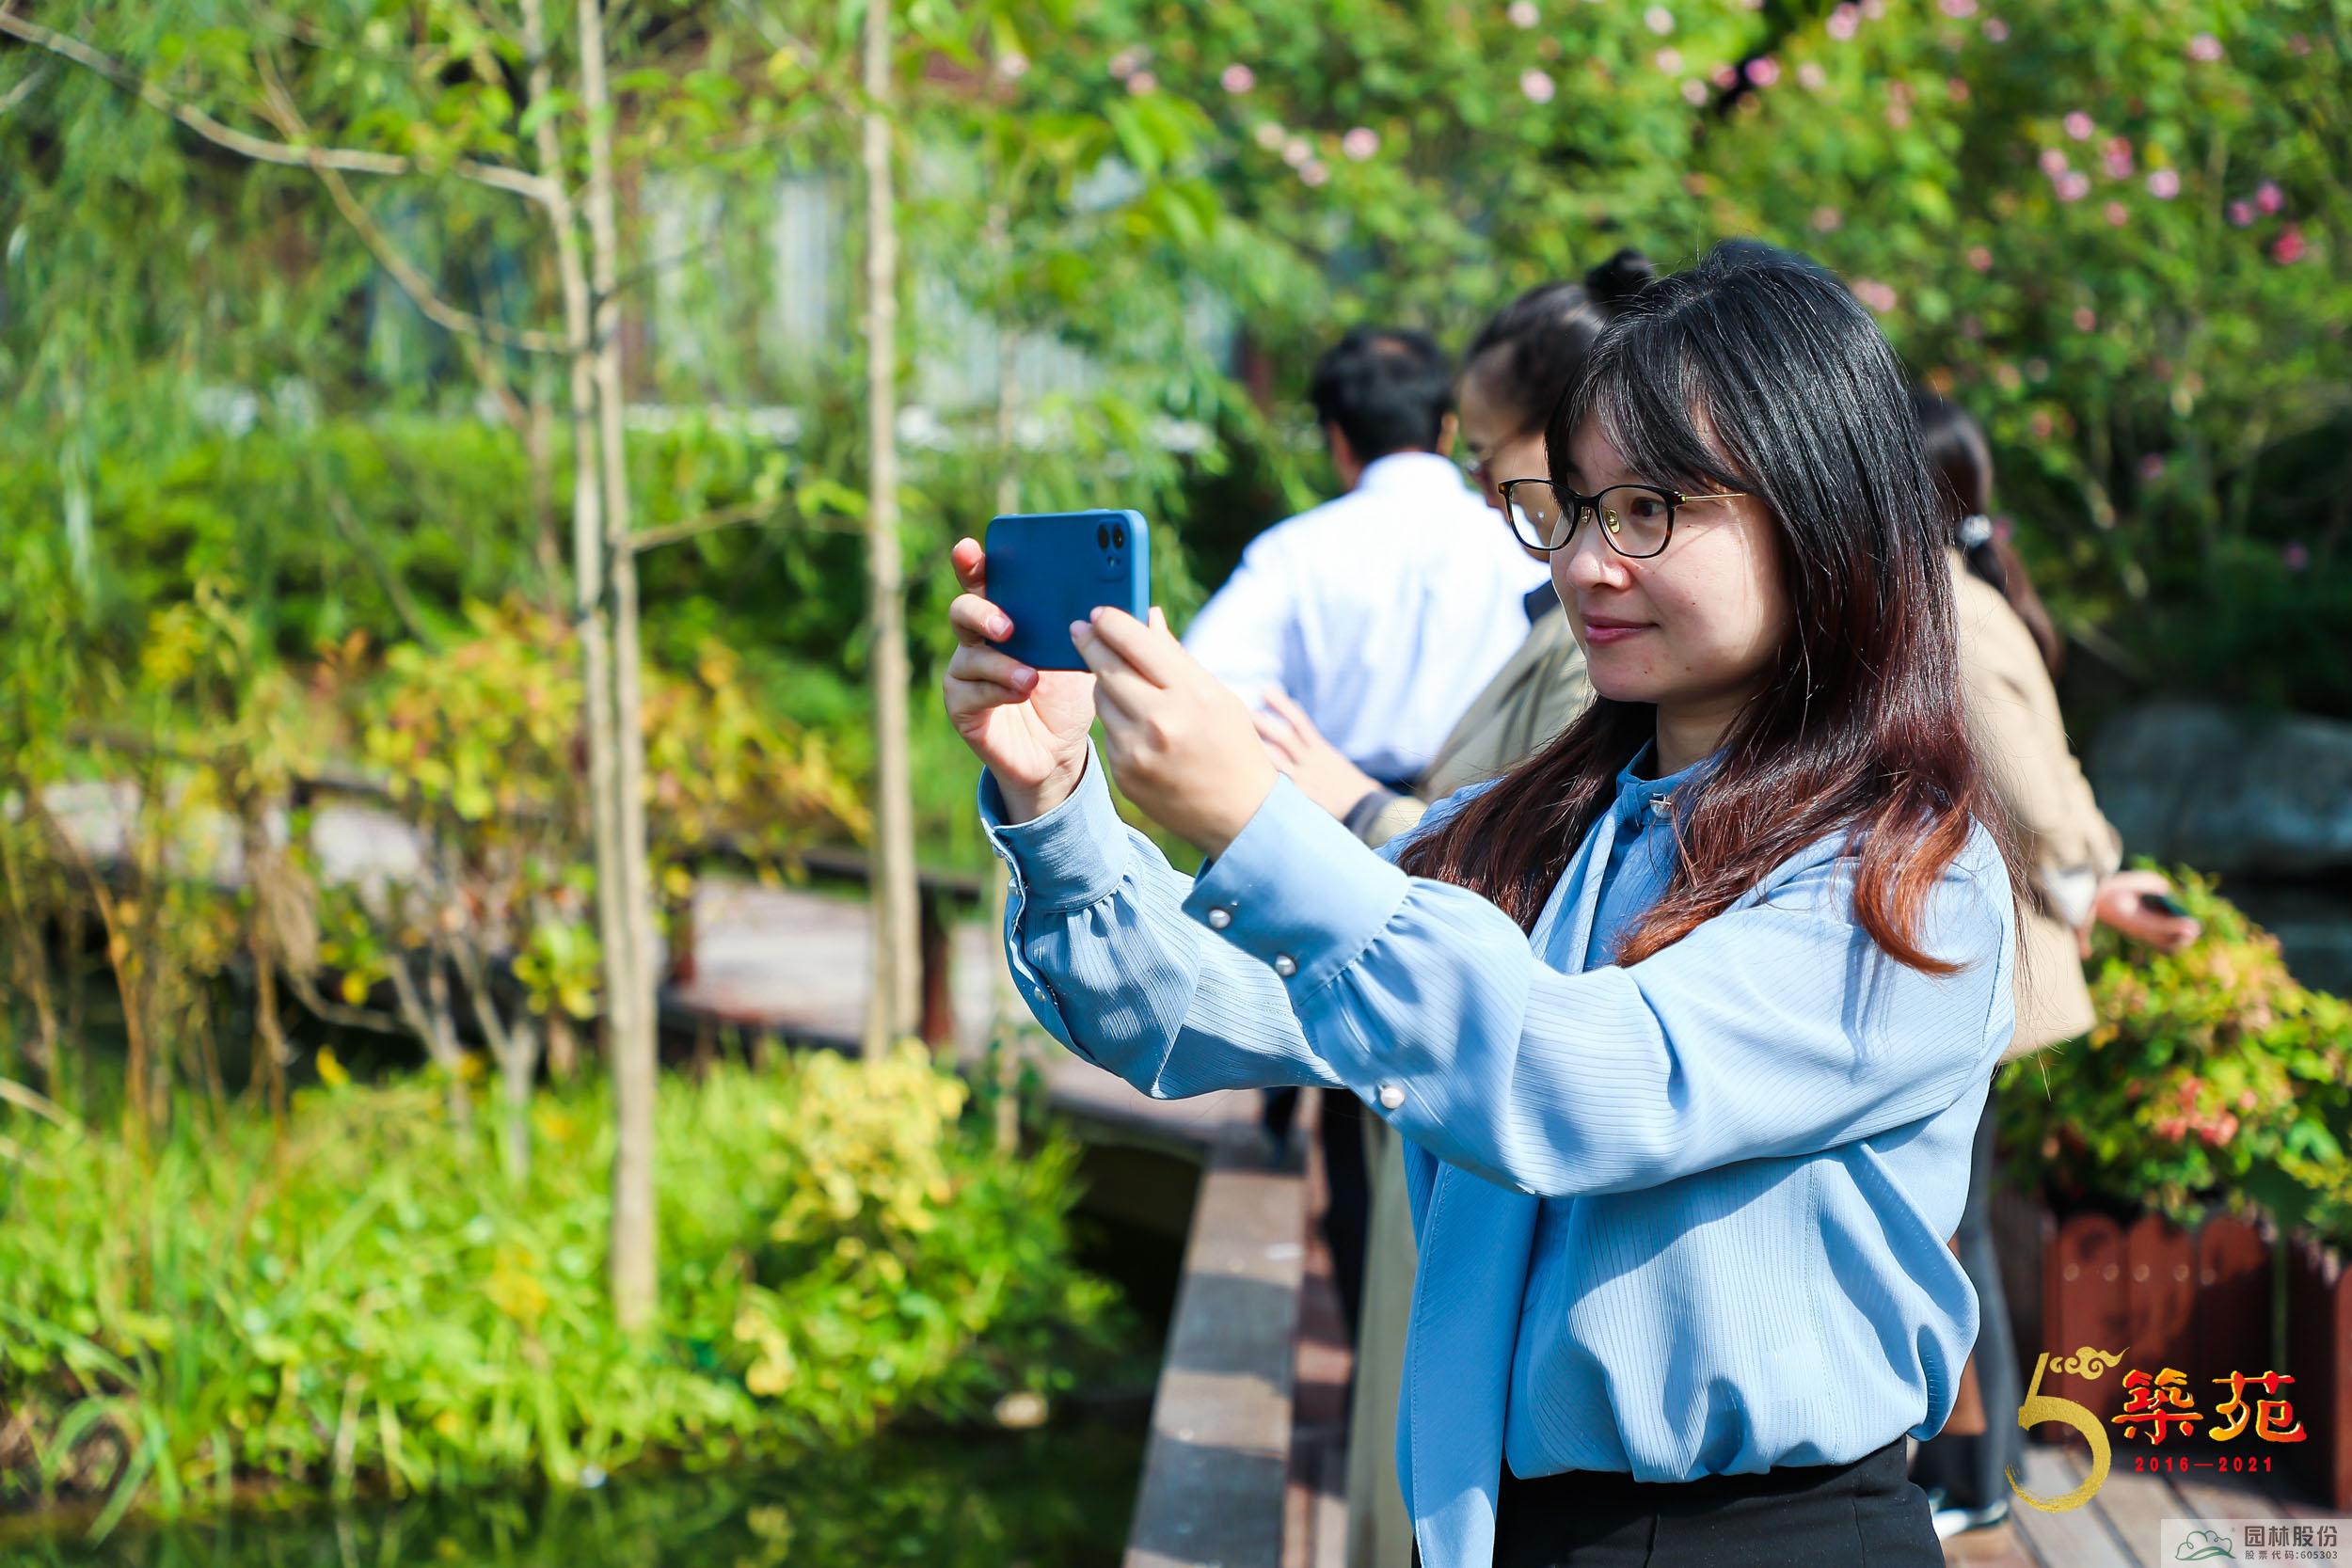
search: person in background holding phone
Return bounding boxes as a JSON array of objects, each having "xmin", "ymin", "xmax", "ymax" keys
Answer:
[
  {"xmin": 946, "ymin": 245, "xmax": 2019, "ymax": 1567},
  {"xmin": 1186, "ymin": 325, "xmax": 1548, "ymax": 1340},
  {"xmin": 1909, "ymin": 388, "xmax": 2201, "ymax": 1541},
  {"xmin": 1249, "ymin": 250, "xmax": 1655, "ymax": 1568}
]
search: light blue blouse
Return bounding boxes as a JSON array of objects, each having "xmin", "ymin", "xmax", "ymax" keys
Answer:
[{"xmin": 979, "ymin": 745, "xmax": 2014, "ymax": 1568}]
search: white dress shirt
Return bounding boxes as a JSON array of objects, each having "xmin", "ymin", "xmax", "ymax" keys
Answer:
[{"xmin": 1183, "ymin": 451, "xmax": 1549, "ymax": 783}]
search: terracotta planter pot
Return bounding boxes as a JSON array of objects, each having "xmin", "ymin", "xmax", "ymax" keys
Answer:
[
  {"xmin": 2036, "ymin": 1207, "xmax": 2274, "ymax": 1432},
  {"xmin": 2285, "ymin": 1230, "xmax": 2352, "ymax": 1510}
]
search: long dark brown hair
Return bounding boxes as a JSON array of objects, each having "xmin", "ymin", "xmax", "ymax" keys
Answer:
[{"xmin": 1398, "ymin": 244, "xmax": 2021, "ymax": 974}]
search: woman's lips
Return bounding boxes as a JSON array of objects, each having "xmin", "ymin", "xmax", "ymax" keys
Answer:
[{"xmin": 1581, "ymin": 618, "xmax": 1652, "ymax": 645}]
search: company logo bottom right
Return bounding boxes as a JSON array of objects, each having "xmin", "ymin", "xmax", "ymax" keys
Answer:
[{"xmin": 2165, "ymin": 1519, "xmax": 2347, "ymax": 1562}]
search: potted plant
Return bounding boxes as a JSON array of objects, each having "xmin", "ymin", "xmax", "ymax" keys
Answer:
[{"xmin": 1996, "ymin": 869, "xmax": 2351, "ymax": 1493}]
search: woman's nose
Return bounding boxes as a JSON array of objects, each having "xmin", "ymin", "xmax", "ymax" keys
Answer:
[{"xmin": 1562, "ymin": 526, "xmax": 1625, "ymax": 591}]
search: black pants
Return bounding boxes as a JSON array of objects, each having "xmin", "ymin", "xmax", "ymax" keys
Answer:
[
  {"xmin": 1413, "ymin": 1438, "xmax": 1939, "ymax": 1568},
  {"xmin": 1909, "ymin": 1096, "xmax": 2023, "ymax": 1511}
]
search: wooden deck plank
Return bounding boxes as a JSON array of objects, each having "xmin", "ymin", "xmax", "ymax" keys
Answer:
[
  {"xmin": 2008, "ymin": 1447, "xmax": 2138, "ymax": 1568},
  {"xmin": 1943, "ymin": 1519, "xmax": 2041, "ymax": 1567},
  {"xmin": 2090, "ymin": 1459, "xmax": 2212, "ymax": 1565}
]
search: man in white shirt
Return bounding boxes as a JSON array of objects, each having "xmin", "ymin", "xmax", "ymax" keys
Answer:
[
  {"xmin": 1184, "ymin": 326, "xmax": 1547, "ymax": 786},
  {"xmin": 1182, "ymin": 327, "xmax": 1546, "ymax": 1346}
]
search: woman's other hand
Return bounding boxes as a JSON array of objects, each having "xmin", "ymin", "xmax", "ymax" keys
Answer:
[
  {"xmin": 1254, "ymin": 689, "xmax": 1382, "ymax": 821},
  {"xmin": 2090, "ymin": 868, "xmax": 2202, "ymax": 953},
  {"xmin": 1072, "ymin": 606, "xmax": 1278, "ymax": 857},
  {"xmin": 943, "ymin": 537, "xmax": 1097, "ymax": 823}
]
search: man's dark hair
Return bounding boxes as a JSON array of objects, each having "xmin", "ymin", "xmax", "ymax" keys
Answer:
[{"xmin": 1306, "ymin": 327, "xmax": 1454, "ymax": 463}]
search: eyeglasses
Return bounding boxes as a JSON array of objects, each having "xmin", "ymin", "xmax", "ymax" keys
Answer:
[{"xmin": 1492, "ymin": 479, "xmax": 1748, "ymax": 558}]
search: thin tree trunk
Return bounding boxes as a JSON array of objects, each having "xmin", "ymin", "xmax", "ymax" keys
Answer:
[
  {"xmin": 860, "ymin": 0, "xmax": 920, "ymax": 1054},
  {"xmin": 579, "ymin": 0, "xmax": 660, "ymax": 1331}
]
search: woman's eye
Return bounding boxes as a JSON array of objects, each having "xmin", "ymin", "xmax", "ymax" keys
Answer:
[{"xmin": 1628, "ymin": 497, "xmax": 1669, "ymax": 520}]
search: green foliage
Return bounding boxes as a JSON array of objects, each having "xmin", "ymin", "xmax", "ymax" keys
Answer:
[
  {"xmin": 0, "ymin": 1048, "xmax": 1125, "ymax": 1524},
  {"xmin": 1996, "ymin": 866, "xmax": 2352, "ymax": 1230}
]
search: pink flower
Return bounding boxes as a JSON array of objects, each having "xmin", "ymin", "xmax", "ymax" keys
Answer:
[
  {"xmin": 2064, "ymin": 110, "xmax": 2095, "ymax": 141},
  {"xmin": 2056, "ymin": 170, "xmax": 2091, "ymax": 201},
  {"xmin": 2273, "ymin": 226, "xmax": 2307, "ymax": 264},
  {"xmin": 1947, "ymin": 76, "xmax": 1971, "ymax": 103},
  {"xmin": 1680, "ymin": 78, "xmax": 1708, "ymax": 104},
  {"xmin": 1862, "ymin": 0, "xmax": 1884, "ymax": 17},
  {"xmin": 996, "ymin": 52, "xmax": 1030, "ymax": 80},
  {"xmin": 2147, "ymin": 168, "xmax": 2181, "ymax": 199},
  {"xmin": 1221, "ymin": 63, "xmax": 1257, "ymax": 93},
  {"xmin": 1301, "ymin": 160, "xmax": 1329, "ymax": 187},
  {"xmin": 2073, "ymin": 305, "xmax": 2097, "ymax": 331},
  {"xmin": 2105, "ymin": 200, "xmax": 2128, "ymax": 227},
  {"xmin": 1342, "ymin": 126, "xmax": 1380, "ymax": 160},
  {"xmin": 1745, "ymin": 56, "xmax": 1781, "ymax": 87},
  {"xmin": 1282, "ymin": 137, "xmax": 1311, "ymax": 166},
  {"xmin": 1852, "ymin": 278, "xmax": 1899, "ymax": 312},
  {"xmin": 1126, "ymin": 71, "xmax": 1156, "ymax": 94},
  {"xmin": 2290, "ymin": 33, "xmax": 2312, "ymax": 56},
  {"xmin": 1711, "ymin": 62, "xmax": 1738, "ymax": 87},
  {"xmin": 1655, "ymin": 47, "xmax": 1684, "ymax": 73},
  {"xmin": 2237, "ymin": 1090, "xmax": 2259, "ymax": 1113},
  {"xmin": 1108, "ymin": 48, "xmax": 1142, "ymax": 79},
  {"xmin": 1507, "ymin": 0, "xmax": 1540, "ymax": 25},
  {"xmin": 2187, "ymin": 33, "xmax": 2224, "ymax": 62},
  {"xmin": 1521, "ymin": 68, "xmax": 1556, "ymax": 103},
  {"xmin": 2104, "ymin": 142, "xmax": 2135, "ymax": 179},
  {"xmin": 1645, "ymin": 5, "xmax": 1676, "ymax": 34},
  {"xmin": 2039, "ymin": 148, "xmax": 2071, "ymax": 178},
  {"xmin": 1966, "ymin": 245, "xmax": 1994, "ymax": 272},
  {"xmin": 1940, "ymin": 0, "xmax": 1977, "ymax": 15},
  {"xmin": 1827, "ymin": 5, "xmax": 1859, "ymax": 40},
  {"xmin": 2138, "ymin": 453, "xmax": 2166, "ymax": 482},
  {"xmin": 1982, "ymin": 17, "xmax": 2009, "ymax": 40},
  {"xmin": 1798, "ymin": 61, "xmax": 1827, "ymax": 89},
  {"xmin": 2256, "ymin": 181, "xmax": 2283, "ymax": 214},
  {"xmin": 1887, "ymin": 103, "xmax": 1911, "ymax": 128},
  {"xmin": 1812, "ymin": 205, "xmax": 1843, "ymax": 231},
  {"xmin": 1994, "ymin": 361, "xmax": 2022, "ymax": 390},
  {"xmin": 2283, "ymin": 542, "xmax": 2312, "ymax": 571},
  {"xmin": 1253, "ymin": 121, "xmax": 1286, "ymax": 150},
  {"xmin": 2228, "ymin": 200, "xmax": 2255, "ymax": 228}
]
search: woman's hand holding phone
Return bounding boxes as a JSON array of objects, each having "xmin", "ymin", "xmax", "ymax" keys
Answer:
[
  {"xmin": 1067, "ymin": 604, "xmax": 1277, "ymax": 859},
  {"xmin": 945, "ymin": 538, "xmax": 1097, "ymax": 823},
  {"xmin": 944, "ymin": 536, "xmax": 1277, "ymax": 855}
]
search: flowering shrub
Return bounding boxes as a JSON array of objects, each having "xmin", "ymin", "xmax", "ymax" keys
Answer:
[{"xmin": 1996, "ymin": 866, "xmax": 2352, "ymax": 1227}]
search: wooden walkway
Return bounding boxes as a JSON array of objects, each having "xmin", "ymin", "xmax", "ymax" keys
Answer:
[{"xmin": 1972, "ymin": 1441, "xmax": 2339, "ymax": 1566}]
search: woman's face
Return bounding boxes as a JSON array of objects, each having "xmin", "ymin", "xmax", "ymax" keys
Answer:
[
  {"xmin": 1456, "ymin": 365, "xmax": 1550, "ymax": 561},
  {"xmin": 1554, "ymin": 414, "xmax": 1791, "ymax": 717}
]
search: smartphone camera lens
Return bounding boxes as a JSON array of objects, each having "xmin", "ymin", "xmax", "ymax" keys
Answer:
[
  {"xmin": 1112, "ymin": 524, "xmax": 1126, "ymax": 547},
  {"xmin": 1096, "ymin": 523, "xmax": 1109, "ymax": 548}
]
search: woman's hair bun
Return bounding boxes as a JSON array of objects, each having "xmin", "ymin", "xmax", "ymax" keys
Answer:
[{"xmin": 1583, "ymin": 247, "xmax": 1659, "ymax": 307}]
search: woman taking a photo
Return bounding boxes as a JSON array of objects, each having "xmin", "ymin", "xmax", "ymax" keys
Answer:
[{"xmin": 944, "ymin": 245, "xmax": 2020, "ymax": 1568}]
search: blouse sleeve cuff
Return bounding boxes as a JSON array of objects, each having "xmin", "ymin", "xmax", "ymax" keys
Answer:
[
  {"xmin": 979, "ymin": 749, "xmax": 1128, "ymax": 912},
  {"xmin": 1184, "ymin": 775, "xmax": 1411, "ymax": 996}
]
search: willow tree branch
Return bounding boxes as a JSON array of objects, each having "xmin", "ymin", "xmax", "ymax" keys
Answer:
[
  {"xmin": 626, "ymin": 499, "xmax": 856, "ymax": 554},
  {"xmin": 0, "ymin": 8, "xmax": 555, "ymax": 205},
  {"xmin": 0, "ymin": 59, "xmax": 46, "ymax": 115},
  {"xmin": 249, "ymin": 53, "xmax": 564, "ymax": 354}
]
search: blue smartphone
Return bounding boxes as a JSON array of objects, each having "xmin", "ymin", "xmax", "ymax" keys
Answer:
[{"xmin": 984, "ymin": 509, "xmax": 1152, "ymax": 672}]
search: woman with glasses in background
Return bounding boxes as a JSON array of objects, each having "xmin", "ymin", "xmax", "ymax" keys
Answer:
[{"xmin": 944, "ymin": 244, "xmax": 2020, "ymax": 1566}]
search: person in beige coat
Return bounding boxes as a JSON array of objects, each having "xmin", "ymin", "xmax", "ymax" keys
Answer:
[
  {"xmin": 1911, "ymin": 390, "xmax": 2201, "ymax": 1540},
  {"xmin": 1252, "ymin": 252, "xmax": 1653, "ymax": 1568}
]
